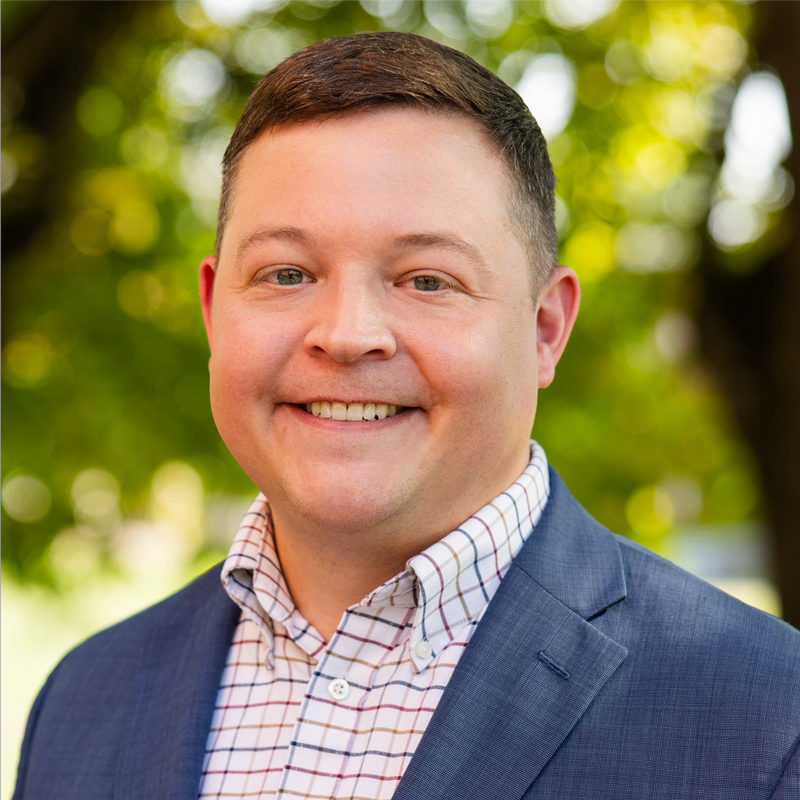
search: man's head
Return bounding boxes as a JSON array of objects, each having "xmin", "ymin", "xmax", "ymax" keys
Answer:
[
  {"xmin": 217, "ymin": 31, "xmax": 558, "ymax": 296},
  {"xmin": 200, "ymin": 33, "xmax": 579, "ymax": 554}
]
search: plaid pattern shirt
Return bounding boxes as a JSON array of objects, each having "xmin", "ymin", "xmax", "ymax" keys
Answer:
[{"xmin": 198, "ymin": 443, "xmax": 549, "ymax": 799}]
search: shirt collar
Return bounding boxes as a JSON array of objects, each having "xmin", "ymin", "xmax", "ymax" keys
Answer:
[
  {"xmin": 403, "ymin": 441, "xmax": 549, "ymax": 669},
  {"xmin": 221, "ymin": 499, "xmax": 328, "ymax": 667},
  {"xmin": 221, "ymin": 442, "xmax": 549, "ymax": 671}
]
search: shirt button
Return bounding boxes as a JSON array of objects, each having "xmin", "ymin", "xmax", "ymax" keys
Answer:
[
  {"xmin": 415, "ymin": 640, "xmax": 433, "ymax": 659},
  {"xmin": 327, "ymin": 678, "xmax": 350, "ymax": 701}
]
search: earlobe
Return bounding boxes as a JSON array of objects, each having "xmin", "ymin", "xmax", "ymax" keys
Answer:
[
  {"xmin": 199, "ymin": 255, "xmax": 217, "ymax": 350},
  {"xmin": 536, "ymin": 266, "xmax": 580, "ymax": 388}
]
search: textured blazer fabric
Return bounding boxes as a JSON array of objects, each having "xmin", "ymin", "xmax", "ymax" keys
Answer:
[{"xmin": 13, "ymin": 469, "xmax": 800, "ymax": 800}]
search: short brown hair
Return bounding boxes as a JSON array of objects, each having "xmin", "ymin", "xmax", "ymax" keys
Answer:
[{"xmin": 218, "ymin": 32, "xmax": 557, "ymax": 293}]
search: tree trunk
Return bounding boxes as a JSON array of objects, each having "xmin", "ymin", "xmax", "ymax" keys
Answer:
[
  {"xmin": 1, "ymin": 0, "xmax": 141, "ymax": 329},
  {"xmin": 698, "ymin": 1, "xmax": 800, "ymax": 629}
]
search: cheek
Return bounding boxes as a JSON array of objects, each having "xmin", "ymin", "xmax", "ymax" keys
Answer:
[
  {"xmin": 420, "ymin": 313, "xmax": 537, "ymax": 417},
  {"xmin": 207, "ymin": 350, "xmax": 250, "ymax": 452},
  {"xmin": 208, "ymin": 318, "xmax": 286, "ymax": 419}
]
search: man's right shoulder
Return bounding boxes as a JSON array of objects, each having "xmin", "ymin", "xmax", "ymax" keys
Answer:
[
  {"xmin": 14, "ymin": 563, "xmax": 241, "ymax": 799},
  {"xmin": 58, "ymin": 561, "xmax": 231, "ymax": 667}
]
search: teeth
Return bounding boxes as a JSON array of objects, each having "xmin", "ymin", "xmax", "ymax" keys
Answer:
[{"xmin": 305, "ymin": 402, "xmax": 403, "ymax": 421}]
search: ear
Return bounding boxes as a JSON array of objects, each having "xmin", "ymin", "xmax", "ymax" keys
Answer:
[
  {"xmin": 536, "ymin": 266, "xmax": 580, "ymax": 388},
  {"xmin": 199, "ymin": 255, "xmax": 217, "ymax": 350}
]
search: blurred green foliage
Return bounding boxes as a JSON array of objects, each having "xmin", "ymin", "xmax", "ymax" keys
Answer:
[{"xmin": 3, "ymin": 0, "xmax": 777, "ymax": 586}]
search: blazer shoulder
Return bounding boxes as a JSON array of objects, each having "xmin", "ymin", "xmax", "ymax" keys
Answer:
[
  {"xmin": 55, "ymin": 562, "xmax": 231, "ymax": 672},
  {"xmin": 608, "ymin": 532, "xmax": 800, "ymax": 672},
  {"xmin": 617, "ymin": 533, "xmax": 797, "ymax": 629},
  {"xmin": 14, "ymin": 563, "xmax": 239, "ymax": 800},
  {"xmin": 537, "ymin": 468, "xmax": 799, "ymax": 650},
  {"xmin": 527, "ymin": 468, "xmax": 800, "ymax": 669}
]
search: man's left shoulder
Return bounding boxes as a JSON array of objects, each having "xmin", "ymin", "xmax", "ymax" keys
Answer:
[
  {"xmin": 613, "ymin": 532, "xmax": 799, "ymax": 656},
  {"xmin": 538, "ymin": 468, "xmax": 800, "ymax": 660},
  {"xmin": 497, "ymin": 473, "xmax": 800, "ymax": 796}
]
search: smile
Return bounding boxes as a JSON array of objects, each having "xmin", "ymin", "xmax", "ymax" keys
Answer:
[{"xmin": 304, "ymin": 402, "xmax": 403, "ymax": 421}]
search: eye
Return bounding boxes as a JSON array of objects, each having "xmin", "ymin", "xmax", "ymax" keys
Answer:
[
  {"xmin": 400, "ymin": 272, "xmax": 462, "ymax": 294},
  {"xmin": 273, "ymin": 268, "xmax": 305, "ymax": 285},
  {"xmin": 412, "ymin": 275, "xmax": 445, "ymax": 291},
  {"xmin": 257, "ymin": 267, "xmax": 309, "ymax": 286}
]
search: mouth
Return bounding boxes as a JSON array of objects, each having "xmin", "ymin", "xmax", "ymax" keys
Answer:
[{"xmin": 303, "ymin": 401, "xmax": 404, "ymax": 421}]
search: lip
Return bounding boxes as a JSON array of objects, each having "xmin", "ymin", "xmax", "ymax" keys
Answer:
[{"xmin": 292, "ymin": 399, "xmax": 412, "ymax": 407}]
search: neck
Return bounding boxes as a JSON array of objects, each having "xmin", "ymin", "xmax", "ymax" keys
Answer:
[
  {"xmin": 267, "ymin": 441, "xmax": 533, "ymax": 642},
  {"xmin": 272, "ymin": 511, "xmax": 437, "ymax": 642}
]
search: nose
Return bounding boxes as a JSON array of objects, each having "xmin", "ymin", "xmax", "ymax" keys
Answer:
[{"xmin": 303, "ymin": 282, "xmax": 397, "ymax": 363}]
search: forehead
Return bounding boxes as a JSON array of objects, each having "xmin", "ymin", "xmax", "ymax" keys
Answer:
[{"xmin": 225, "ymin": 108, "xmax": 516, "ymax": 234}]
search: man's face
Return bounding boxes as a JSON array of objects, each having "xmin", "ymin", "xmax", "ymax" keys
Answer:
[{"xmin": 201, "ymin": 108, "xmax": 553, "ymax": 544}]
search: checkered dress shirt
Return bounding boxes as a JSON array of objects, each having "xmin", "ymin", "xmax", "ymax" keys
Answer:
[{"xmin": 198, "ymin": 442, "xmax": 550, "ymax": 799}]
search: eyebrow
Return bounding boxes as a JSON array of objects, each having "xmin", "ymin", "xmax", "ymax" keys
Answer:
[
  {"xmin": 387, "ymin": 232, "xmax": 486, "ymax": 266},
  {"xmin": 235, "ymin": 226, "xmax": 320, "ymax": 260},
  {"xmin": 235, "ymin": 226, "xmax": 485, "ymax": 266}
]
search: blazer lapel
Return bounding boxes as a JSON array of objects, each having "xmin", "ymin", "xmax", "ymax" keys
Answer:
[
  {"xmin": 114, "ymin": 567, "xmax": 241, "ymax": 800},
  {"xmin": 394, "ymin": 469, "xmax": 629, "ymax": 800}
]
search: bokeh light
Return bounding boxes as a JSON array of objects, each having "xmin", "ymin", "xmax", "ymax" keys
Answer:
[
  {"xmin": 516, "ymin": 53, "xmax": 577, "ymax": 139},
  {"xmin": 2, "ymin": 474, "xmax": 51, "ymax": 524},
  {"xmin": 709, "ymin": 71, "xmax": 793, "ymax": 251},
  {"xmin": 545, "ymin": 0, "xmax": 619, "ymax": 31}
]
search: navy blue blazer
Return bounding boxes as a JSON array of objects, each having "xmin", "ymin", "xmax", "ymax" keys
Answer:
[{"xmin": 13, "ymin": 470, "xmax": 800, "ymax": 799}]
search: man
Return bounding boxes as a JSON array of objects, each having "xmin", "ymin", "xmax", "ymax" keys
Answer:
[{"xmin": 13, "ymin": 32, "xmax": 800, "ymax": 800}]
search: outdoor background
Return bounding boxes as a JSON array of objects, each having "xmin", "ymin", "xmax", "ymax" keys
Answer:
[{"xmin": 2, "ymin": 0, "xmax": 798, "ymax": 794}]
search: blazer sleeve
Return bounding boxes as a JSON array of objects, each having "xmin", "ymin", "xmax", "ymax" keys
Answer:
[{"xmin": 12, "ymin": 665, "xmax": 60, "ymax": 800}]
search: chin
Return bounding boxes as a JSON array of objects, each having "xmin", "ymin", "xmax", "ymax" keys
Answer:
[{"xmin": 281, "ymin": 477, "xmax": 414, "ymax": 535}]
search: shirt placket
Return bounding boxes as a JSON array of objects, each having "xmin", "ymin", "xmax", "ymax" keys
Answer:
[{"xmin": 278, "ymin": 604, "xmax": 412, "ymax": 799}]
